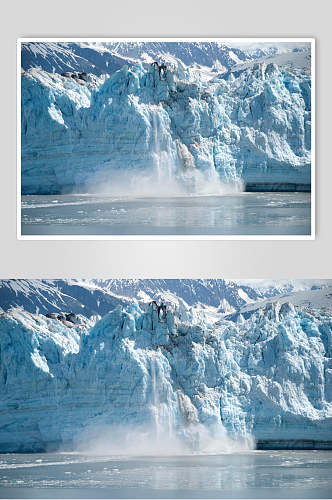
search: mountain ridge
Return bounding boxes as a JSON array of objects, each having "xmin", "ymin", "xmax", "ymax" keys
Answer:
[
  {"xmin": 21, "ymin": 41, "xmax": 251, "ymax": 77},
  {"xmin": 0, "ymin": 279, "xmax": 328, "ymax": 319}
]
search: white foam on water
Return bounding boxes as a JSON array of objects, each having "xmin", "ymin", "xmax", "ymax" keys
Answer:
[{"xmin": 74, "ymin": 422, "xmax": 254, "ymax": 457}]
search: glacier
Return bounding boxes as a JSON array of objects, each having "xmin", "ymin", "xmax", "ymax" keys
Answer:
[
  {"xmin": 21, "ymin": 58, "xmax": 311, "ymax": 195},
  {"xmin": 1, "ymin": 298, "xmax": 331, "ymax": 453}
]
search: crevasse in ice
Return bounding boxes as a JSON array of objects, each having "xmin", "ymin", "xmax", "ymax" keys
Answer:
[{"xmin": 21, "ymin": 61, "xmax": 311, "ymax": 195}]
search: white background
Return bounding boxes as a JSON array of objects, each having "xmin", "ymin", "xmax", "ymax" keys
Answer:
[{"xmin": 0, "ymin": 0, "xmax": 330, "ymax": 278}]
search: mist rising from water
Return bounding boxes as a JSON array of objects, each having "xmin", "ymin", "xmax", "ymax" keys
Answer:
[
  {"xmin": 88, "ymin": 164, "xmax": 243, "ymax": 198},
  {"xmin": 74, "ymin": 423, "xmax": 254, "ymax": 456}
]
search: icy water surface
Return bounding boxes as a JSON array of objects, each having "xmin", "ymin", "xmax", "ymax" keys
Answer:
[
  {"xmin": 0, "ymin": 451, "xmax": 331, "ymax": 498},
  {"xmin": 21, "ymin": 192, "xmax": 311, "ymax": 236}
]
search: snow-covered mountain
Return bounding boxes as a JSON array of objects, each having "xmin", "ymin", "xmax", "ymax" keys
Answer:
[
  {"xmin": 21, "ymin": 41, "xmax": 250, "ymax": 76},
  {"xmin": 21, "ymin": 42, "xmax": 142, "ymax": 77},
  {"xmin": 1, "ymin": 279, "xmax": 328, "ymax": 319},
  {"xmin": 101, "ymin": 41, "xmax": 248, "ymax": 71},
  {"xmin": 21, "ymin": 55, "xmax": 311, "ymax": 195},
  {"xmin": 240, "ymin": 45, "xmax": 308, "ymax": 60},
  {"xmin": 228, "ymin": 49, "xmax": 311, "ymax": 77},
  {"xmin": 226, "ymin": 285, "xmax": 332, "ymax": 321},
  {"xmin": 0, "ymin": 278, "xmax": 279, "ymax": 318},
  {"xmin": 1, "ymin": 294, "xmax": 331, "ymax": 452},
  {"xmin": 0, "ymin": 279, "xmax": 131, "ymax": 317},
  {"xmin": 2, "ymin": 279, "xmax": 326, "ymax": 320}
]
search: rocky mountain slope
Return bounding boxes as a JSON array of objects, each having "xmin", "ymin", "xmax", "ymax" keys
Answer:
[
  {"xmin": 0, "ymin": 279, "xmax": 271, "ymax": 318},
  {"xmin": 1, "ymin": 279, "xmax": 321, "ymax": 319},
  {"xmin": 20, "ymin": 41, "xmax": 249, "ymax": 76}
]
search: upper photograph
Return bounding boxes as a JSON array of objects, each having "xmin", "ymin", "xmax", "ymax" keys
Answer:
[{"xmin": 18, "ymin": 38, "xmax": 314, "ymax": 239}]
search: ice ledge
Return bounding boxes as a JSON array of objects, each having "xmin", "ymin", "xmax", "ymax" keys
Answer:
[
  {"xmin": 257, "ymin": 440, "xmax": 332, "ymax": 450},
  {"xmin": 245, "ymin": 183, "xmax": 311, "ymax": 192}
]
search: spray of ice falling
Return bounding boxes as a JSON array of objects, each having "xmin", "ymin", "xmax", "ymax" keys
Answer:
[
  {"xmin": 150, "ymin": 350, "xmax": 175, "ymax": 444},
  {"xmin": 151, "ymin": 108, "xmax": 176, "ymax": 189},
  {"xmin": 150, "ymin": 106, "xmax": 244, "ymax": 196},
  {"xmin": 151, "ymin": 353, "xmax": 161, "ymax": 441},
  {"xmin": 152, "ymin": 112, "xmax": 162, "ymax": 185}
]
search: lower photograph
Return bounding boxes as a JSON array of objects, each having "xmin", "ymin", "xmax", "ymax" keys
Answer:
[{"xmin": 0, "ymin": 278, "xmax": 332, "ymax": 499}]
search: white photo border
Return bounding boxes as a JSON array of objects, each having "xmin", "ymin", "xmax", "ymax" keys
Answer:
[{"xmin": 17, "ymin": 37, "xmax": 316, "ymax": 241}]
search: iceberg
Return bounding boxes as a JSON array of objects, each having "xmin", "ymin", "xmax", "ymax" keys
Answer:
[
  {"xmin": 21, "ymin": 59, "xmax": 311, "ymax": 195},
  {"xmin": 0, "ymin": 298, "xmax": 330, "ymax": 453}
]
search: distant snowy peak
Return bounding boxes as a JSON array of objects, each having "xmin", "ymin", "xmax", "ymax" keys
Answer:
[
  {"xmin": 0, "ymin": 279, "xmax": 327, "ymax": 322},
  {"xmin": 225, "ymin": 285, "xmax": 332, "ymax": 322},
  {"xmin": 21, "ymin": 41, "xmax": 311, "ymax": 84},
  {"xmin": 21, "ymin": 41, "xmax": 250, "ymax": 76},
  {"xmin": 21, "ymin": 42, "xmax": 139, "ymax": 76},
  {"xmin": 0, "ymin": 279, "xmax": 268, "ymax": 319},
  {"xmin": 103, "ymin": 41, "xmax": 249, "ymax": 69},
  {"xmin": 229, "ymin": 49, "xmax": 311, "ymax": 76},
  {"xmin": 0, "ymin": 279, "xmax": 132, "ymax": 318},
  {"xmin": 21, "ymin": 42, "xmax": 97, "ymax": 74},
  {"xmin": 246, "ymin": 47, "xmax": 280, "ymax": 59}
]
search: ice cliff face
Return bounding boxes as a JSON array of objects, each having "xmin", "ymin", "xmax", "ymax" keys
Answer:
[
  {"xmin": 1, "ymin": 300, "xmax": 331, "ymax": 452},
  {"xmin": 21, "ymin": 60, "xmax": 311, "ymax": 195}
]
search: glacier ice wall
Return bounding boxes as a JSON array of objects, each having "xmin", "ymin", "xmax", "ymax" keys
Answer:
[
  {"xmin": 0, "ymin": 300, "xmax": 331, "ymax": 452},
  {"xmin": 21, "ymin": 61, "xmax": 311, "ymax": 195}
]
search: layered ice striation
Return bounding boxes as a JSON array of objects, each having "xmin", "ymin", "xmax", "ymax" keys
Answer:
[
  {"xmin": 1, "ymin": 299, "xmax": 331, "ymax": 453},
  {"xmin": 21, "ymin": 59, "xmax": 311, "ymax": 195}
]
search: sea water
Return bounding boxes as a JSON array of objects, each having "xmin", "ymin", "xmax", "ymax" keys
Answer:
[
  {"xmin": 21, "ymin": 192, "xmax": 311, "ymax": 236},
  {"xmin": 0, "ymin": 451, "xmax": 331, "ymax": 498}
]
